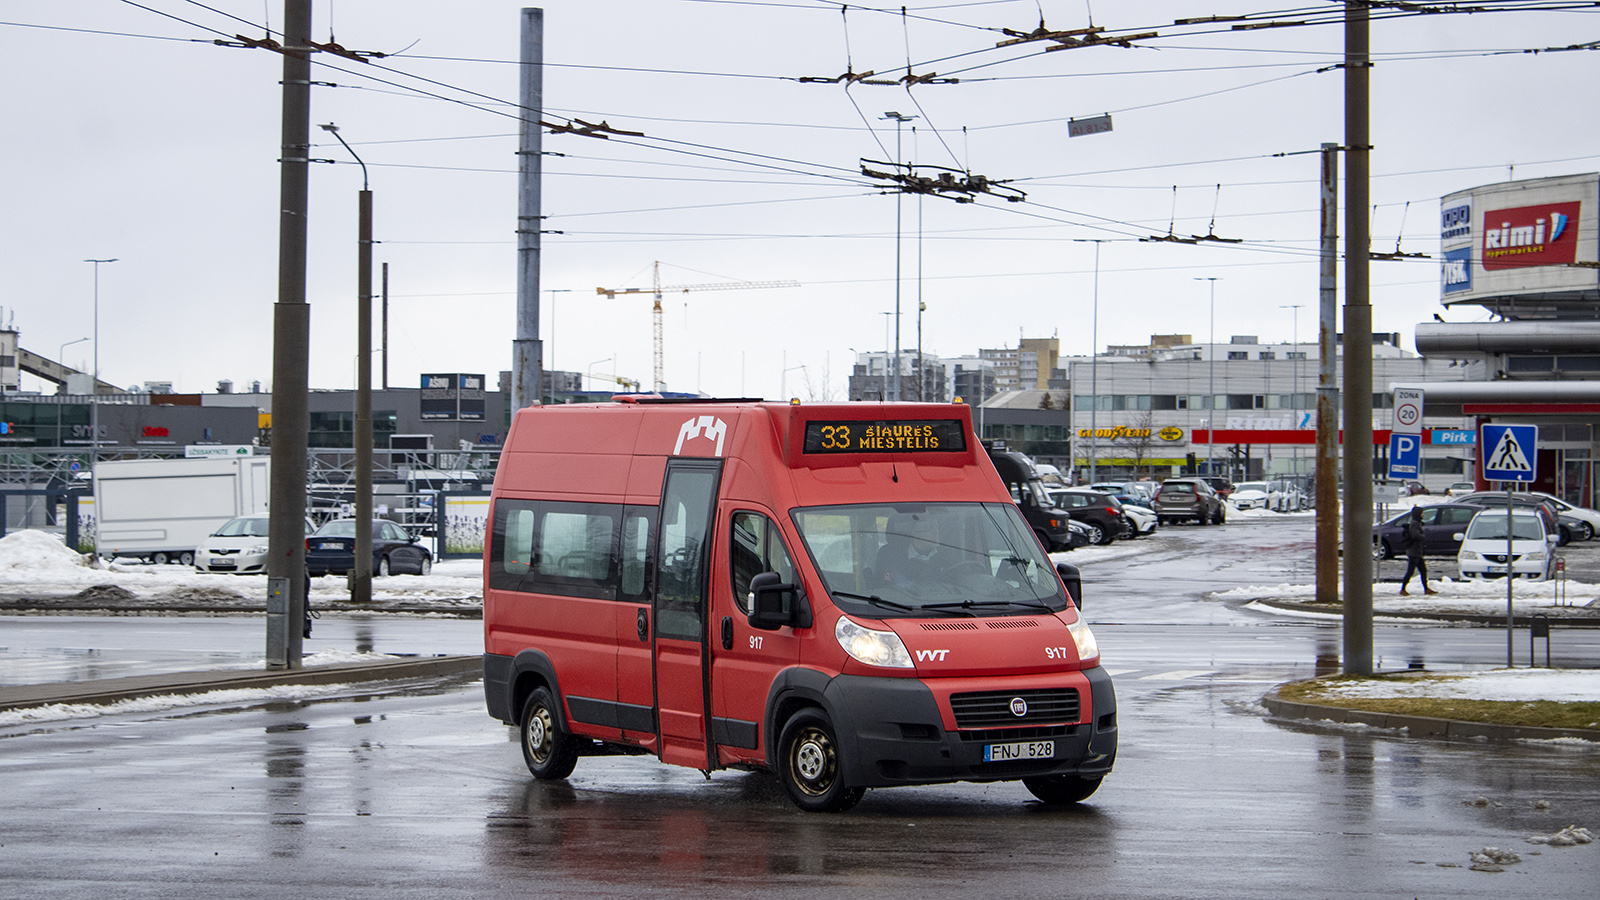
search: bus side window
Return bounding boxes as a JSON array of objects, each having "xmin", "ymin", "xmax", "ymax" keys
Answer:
[{"xmin": 730, "ymin": 512, "xmax": 801, "ymax": 615}]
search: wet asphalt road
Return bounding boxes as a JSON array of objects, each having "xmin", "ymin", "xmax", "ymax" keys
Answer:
[{"xmin": 1, "ymin": 518, "xmax": 1597, "ymax": 897}]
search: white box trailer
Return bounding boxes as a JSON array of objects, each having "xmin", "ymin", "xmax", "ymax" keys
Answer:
[{"xmin": 93, "ymin": 456, "xmax": 271, "ymax": 564}]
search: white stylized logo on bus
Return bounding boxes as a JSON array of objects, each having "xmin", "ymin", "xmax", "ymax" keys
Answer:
[{"xmin": 674, "ymin": 415, "xmax": 728, "ymax": 457}]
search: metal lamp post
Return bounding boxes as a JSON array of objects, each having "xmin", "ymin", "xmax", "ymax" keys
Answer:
[
  {"xmin": 318, "ymin": 122, "xmax": 375, "ymax": 603},
  {"xmin": 83, "ymin": 259, "xmax": 117, "ymax": 478},
  {"xmin": 1196, "ymin": 277, "xmax": 1221, "ymax": 476},
  {"xmin": 882, "ymin": 111, "xmax": 915, "ymax": 402}
]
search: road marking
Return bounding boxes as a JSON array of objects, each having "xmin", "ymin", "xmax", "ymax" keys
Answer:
[{"xmin": 1138, "ymin": 669, "xmax": 1216, "ymax": 681}]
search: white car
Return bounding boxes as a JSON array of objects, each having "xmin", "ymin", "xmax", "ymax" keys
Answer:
[
  {"xmin": 1119, "ymin": 501, "xmax": 1159, "ymax": 537},
  {"xmin": 1455, "ymin": 509, "xmax": 1558, "ymax": 581},
  {"xmin": 1445, "ymin": 481, "xmax": 1476, "ymax": 497},
  {"xmin": 194, "ymin": 515, "xmax": 314, "ymax": 574},
  {"xmin": 1228, "ymin": 481, "xmax": 1280, "ymax": 511},
  {"xmin": 1529, "ymin": 492, "xmax": 1600, "ymax": 541}
]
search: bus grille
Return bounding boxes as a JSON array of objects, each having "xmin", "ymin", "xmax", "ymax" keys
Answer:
[{"xmin": 949, "ymin": 688, "xmax": 1080, "ymax": 728}]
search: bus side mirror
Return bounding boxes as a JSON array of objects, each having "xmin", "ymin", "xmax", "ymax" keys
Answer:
[
  {"xmin": 1056, "ymin": 562, "xmax": 1083, "ymax": 609},
  {"xmin": 748, "ymin": 571, "xmax": 798, "ymax": 631}
]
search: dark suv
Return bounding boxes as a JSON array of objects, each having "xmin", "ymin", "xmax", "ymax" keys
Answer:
[
  {"xmin": 1154, "ymin": 477, "xmax": 1226, "ymax": 525},
  {"xmin": 1043, "ymin": 488, "xmax": 1128, "ymax": 545}
]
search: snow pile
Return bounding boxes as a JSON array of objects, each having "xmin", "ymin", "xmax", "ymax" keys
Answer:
[
  {"xmin": 1313, "ymin": 668, "xmax": 1600, "ymax": 703},
  {"xmin": 1222, "ymin": 575, "xmax": 1598, "ymax": 617},
  {"xmin": 1469, "ymin": 847, "xmax": 1521, "ymax": 872},
  {"xmin": 1527, "ymin": 825, "xmax": 1593, "ymax": 847},
  {"xmin": 0, "ymin": 530, "xmax": 93, "ymax": 575}
]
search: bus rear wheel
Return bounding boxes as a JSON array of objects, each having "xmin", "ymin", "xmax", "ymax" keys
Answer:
[
  {"xmin": 778, "ymin": 710, "xmax": 864, "ymax": 812},
  {"xmin": 520, "ymin": 686, "xmax": 579, "ymax": 780}
]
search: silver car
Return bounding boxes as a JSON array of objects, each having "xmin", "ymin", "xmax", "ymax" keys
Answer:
[{"xmin": 194, "ymin": 515, "xmax": 313, "ymax": 574}]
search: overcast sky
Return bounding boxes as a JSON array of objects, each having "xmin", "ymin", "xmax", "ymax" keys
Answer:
[{"xmin": 5, "ymin": 1, "xmax": 1598, "ymax": 402}]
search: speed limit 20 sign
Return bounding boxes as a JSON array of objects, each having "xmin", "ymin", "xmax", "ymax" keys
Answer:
[{"xmin": 1392, "ymin": 388, "xmax": 1424, "ymax": 436}]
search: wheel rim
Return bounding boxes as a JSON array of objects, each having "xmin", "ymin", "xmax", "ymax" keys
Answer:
[
  {"xmin": 1087, "ymin": 526, "xmax": 1103, "ymax": 543},
  {"xmin": 790, "ymin": 727, "xmax": 837, "ymax": 796},
  {"xmin": 525, "ymin": 705, "xmax": 553, "ymax": 764},
  {"xmin": 1372, "ymin": 540, "xmax": 1385, "ymax": 560}
]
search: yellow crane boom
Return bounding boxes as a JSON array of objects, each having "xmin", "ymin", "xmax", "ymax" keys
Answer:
[{"xmin": 597, "ymin": 261, "xmax": 800, "ymax": 391}]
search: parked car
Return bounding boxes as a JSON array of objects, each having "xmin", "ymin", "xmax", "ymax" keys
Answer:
[
  {"xmin": 1452, "ymin": 492, "xmax": 1573, "ymax": 545},
  {"xmin": 1199, "ymin": 476, "xmax": 1235, "ymax": 499},
  {"xmin": 1455, "ymin": 508, "xmax": 1558, "ymax": 581},
  {"xmin": 1112, "ymin": 495, "xmax": 1159, "ymax": 537},
  {"xmin": 1043, "ymin": 488, "xmax": 1128, "ymax": 544},
  {"xmin": 1528, "ymin": 492, "xmax": 1600, "ymax": 541},
  {"xmin": 1398, "ymin": 480, "xmax": 1429, "ymax": 497},
  {"xmin": 1153, "ymin": 477, "xmax": 1226, "ymax": 525},
  {"xmin": 1081, "ymin": 487, "xmax": 1159, "ymax": 537},
  {"xmin": 194, "ymin": 515, "xmax": 314, "ymax": 574},
  {"xmin": 305, "ymin": 518, "xmax": 433, "ymax": 576},
  {"xmin": 1371, "ymin": 503, "xmax": 1482, "ymax": 560},
  {"xmin": 1444, "ymin": 481, "xmax": 1477, "ymax": 497},
  {"xmin": 1228, "ymin": 481, "xmax": 1281, "ymax": 511},
  {"xmin": 985, "ymin": 445, "xmax": 1082, "ymax": 552}
]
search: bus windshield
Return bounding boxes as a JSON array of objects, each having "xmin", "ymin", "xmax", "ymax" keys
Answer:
[{"xmin": 791, "ymin": 502, "xmax": 1068, "ymax": 618}]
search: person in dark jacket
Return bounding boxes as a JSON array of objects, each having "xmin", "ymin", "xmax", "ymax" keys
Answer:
[{"xmin": 1398, "ymin": 506, "xmax": 1437, "ymax": 596}]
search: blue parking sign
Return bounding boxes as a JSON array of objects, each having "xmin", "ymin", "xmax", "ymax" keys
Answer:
[
  {"xmin": 1481, "ymin": 424, "xmax": 1537, "ymax": 483},
  {"xmin": 1387, "ymin": 433, "xmax": 1420, "ymax": 479}
]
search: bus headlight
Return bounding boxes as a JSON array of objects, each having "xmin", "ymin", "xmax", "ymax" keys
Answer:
[
  {"xmin": 835, "ymin": 617, "xmax": 914, "ymax": 669},
  {"xmin": 1068, "ymin": 617, "xmax": 1100, "ymax": 663}
]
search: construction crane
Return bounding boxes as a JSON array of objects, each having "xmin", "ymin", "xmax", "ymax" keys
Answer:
[
  {"xmin": 597, "ymin": 261, "xmax": 800, "ymax": 392},
  {"xmin": 589, "ymin": 373, "xmax": 642, "ymax": 392}
]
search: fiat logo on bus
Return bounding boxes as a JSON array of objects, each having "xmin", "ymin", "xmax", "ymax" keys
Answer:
[{"xmin": 1010, "ymin": 697, "xmax": 1028, "ymax": 717}]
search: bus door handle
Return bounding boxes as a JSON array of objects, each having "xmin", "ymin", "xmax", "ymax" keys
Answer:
[
  {"xmin": 636, "ymin": 608, "xmax": 649, "ymax": 641},
  {"xmin": 721, "ymin": 616, "xmax": 733, "ymax": 650}
]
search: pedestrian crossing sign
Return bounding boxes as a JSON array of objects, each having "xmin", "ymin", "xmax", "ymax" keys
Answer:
[{"xmin": 1481, "ymin": 424, "xmax": 1537, "ymax": 482}]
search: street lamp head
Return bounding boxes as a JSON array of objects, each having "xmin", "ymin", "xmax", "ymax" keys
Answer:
[
  {"xmin": 318, "ymin": 122, "xmax": 340, "ymax": 133},
  {"xmin": 83, "ymin": 258, "xmax": 118, "ymax": 264}
]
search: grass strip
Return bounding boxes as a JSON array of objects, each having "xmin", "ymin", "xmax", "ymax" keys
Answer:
[{"xmin": 1277, "ymin": 675, "xmax": 1600, "ymax": 731}]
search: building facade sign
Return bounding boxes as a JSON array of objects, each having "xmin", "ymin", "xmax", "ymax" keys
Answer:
[{"xmin": 1439, "ymin": 173, "xmax": 1599, "ymax": 305}]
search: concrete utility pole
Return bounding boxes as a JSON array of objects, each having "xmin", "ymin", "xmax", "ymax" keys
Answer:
[
  {"xmin": 1317, "ymin": 143, "xmax": 1340, "ymax": 607},
  {"xmin": 1342, "ymin": 3, "xmax": 1375, "ymax": 675},
  {"xmin": 268, "ymin": 0, "xmax": 313, "ymax": 669},
  {"xmin": 511, "ymin": 8, "xmax": 545, "ymax": 412}
]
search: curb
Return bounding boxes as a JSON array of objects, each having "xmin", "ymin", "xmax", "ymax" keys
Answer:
[
  {"xmin": 0, "ymin": 655, "xmax": 482, "ymax": 713},
  {"xmin": 1253, "ymin": 598, "xmax": 1600, "ymax": 627},
  {"xmin": 1262, "ymin": 687, "xmax": 1600, "ymax": 743}
]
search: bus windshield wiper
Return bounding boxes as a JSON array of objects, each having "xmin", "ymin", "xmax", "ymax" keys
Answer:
[
  {"xmin": 832, "ymin": 591, "xmax": 969, "ymax": 616},
  {"xmin": 923, "ymin": 598, "xmax": 1054, "ymax": 612}
]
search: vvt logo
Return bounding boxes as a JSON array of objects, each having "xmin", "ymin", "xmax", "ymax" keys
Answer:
[
  {"xmin": 915, "ymin": 649, "xmax": 950, "ymax": 663},
  {"xmin": 674, "ymin": 416, "xmax": 727, "ymax": 456}
]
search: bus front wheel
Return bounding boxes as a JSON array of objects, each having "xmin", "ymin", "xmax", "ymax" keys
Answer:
[
  {"xmin": 520, "ymin": 686, "xmax": 579, "ymax": 780},
  {"xmin": 778, "ymin": 709, "xmax": 864, "ymax": 812}
]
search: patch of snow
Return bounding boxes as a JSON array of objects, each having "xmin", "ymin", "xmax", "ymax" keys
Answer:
[{"xmin": 0, "ymin": 680, "xmax": 369, "ymax": 727}]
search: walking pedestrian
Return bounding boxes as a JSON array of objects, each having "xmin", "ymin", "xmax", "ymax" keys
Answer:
[{"xmin": 1398, "ymin": 506, "xmax": 1437, "ymax": 596}]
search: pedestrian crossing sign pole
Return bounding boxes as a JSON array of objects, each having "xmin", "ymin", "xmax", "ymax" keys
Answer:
[{"xmin": 1479, "ymin": 423, "xmax": 1538, "ymax": 667}]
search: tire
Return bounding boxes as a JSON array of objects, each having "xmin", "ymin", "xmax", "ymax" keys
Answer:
[
  {"xmin": 178, "ymin": 551, "xmax": 194, "ymax": 567},
  {"xmin": 1373, "ymin": 538, "xmax": 1392, "ymax": 561},
  {"xmin": 778, "ymin": 709, "xmax": 864, "ymax": 812},
  {"xmin": 419, "ymin": 555, "xmax": 432, "ymax": 575},
  {"xmin": 1084, "ymin": 524, "xmax": 1105, "ymax": 545},
  {"xmin": 1022, "ymin": 774, "xmax": 1103, "ymax": 805},
  {"xmin": 520, "ymin": 686, "xmax": 579, "ymax": 780},
  {"xmin": 1580, "ymin": 522, "xmax": 1595, "ymax": 542},
  {"xmin": 152, "ymin": 552, "xmax": 170, "ymax": 565},
  {"xmin": 1212, "ymin": 507, "xmax": 1226, "ymax": 526},
  {"xmin": 377, "ymin": 555, "xmax": 391, "ymax": 577}
]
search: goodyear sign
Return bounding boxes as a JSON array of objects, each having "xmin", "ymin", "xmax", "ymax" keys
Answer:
[{"xmin": 1076, "ymin": 426, "xmax": 1152, "ymax": 440}]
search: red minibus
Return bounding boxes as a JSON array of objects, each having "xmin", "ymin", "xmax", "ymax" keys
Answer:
[{"xmin": 483, "ymin": 399, "xmax": 1115, "ymax": 811}]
